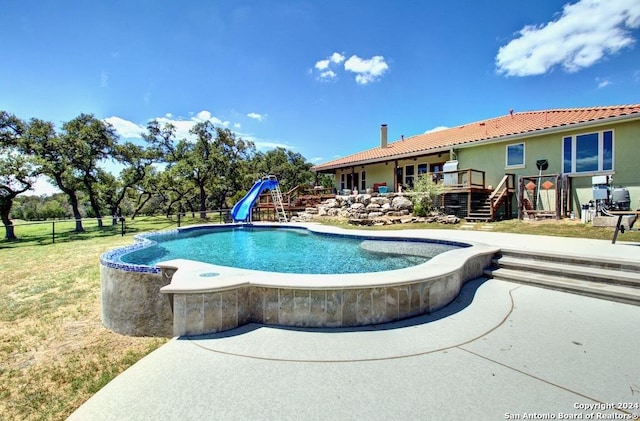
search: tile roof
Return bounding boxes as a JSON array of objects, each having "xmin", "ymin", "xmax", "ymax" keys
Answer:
[{"xmin": 312, "ymin": 105, "xmax": 640, "ymax": 171}]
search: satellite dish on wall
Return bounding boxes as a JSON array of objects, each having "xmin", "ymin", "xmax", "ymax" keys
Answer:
[{"xmin": 536, "ymin": 159, "xmax": 548, "ymax": 171}]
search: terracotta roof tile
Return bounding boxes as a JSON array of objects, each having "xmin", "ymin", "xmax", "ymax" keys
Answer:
[{"xmin": 312, "ymin": 105, "xmax": 640, "ymax": 171}]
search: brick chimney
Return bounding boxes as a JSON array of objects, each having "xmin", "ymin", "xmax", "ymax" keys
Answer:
[{"xmin": 380, "ymin": 124, "xmax": 388, "ymax": 148}]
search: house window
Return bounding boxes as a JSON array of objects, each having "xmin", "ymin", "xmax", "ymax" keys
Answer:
[
  {"xmin": 417, "ymin": 163, "xmax": 428, "ymax": 175},
  {"xmin": 431, "ymin": 162, "xmax": 445, "ymax": 182},
  {"xmin": 340, "ymin": 173, "xmax": 345, "ymax": 190},
  {"xmin": 361, "ymin": 170, "xmax": 366, "ymax": 191},
  {"xmin": 562, "ymin": 130, "xmax": 614, "ymax": 174},
  {"xmin": 405, "ymin": 165, "xmax": 415, "ymax": 187},
  {"xmin": 346, "ymin": 172, "xmax": 359, "ymax": 191},
  {"xmin": 506, "ymin": 143, "xmax": 525, "ymax": 167}
]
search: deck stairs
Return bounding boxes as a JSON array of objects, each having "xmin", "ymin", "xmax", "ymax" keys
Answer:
[
  {"xmin": 466, "ymin": 174, "xmax": 514, "ymax": 222},
  {"xmin": 466, "ymin": 195, "xmax": 492, "ymax": 222},
  {"xmin": 269, "ymin": 180, "xmax": 289, "ymax": 222},
  {"xmin": 484, "ymin": 249, "xmax": 640, "ymax": 306}
]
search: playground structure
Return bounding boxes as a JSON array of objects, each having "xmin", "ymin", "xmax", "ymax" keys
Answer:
[
  {"xmin": 231, "ymin": 175, "xmax": 288, "ymax": 223},
  {"xmin": 252, "ymin": 185, "xmax": 335, "ymax": 221},
  {"xmin": 231, "ymin": 176, "xmax": 335, "ymax": 223}
]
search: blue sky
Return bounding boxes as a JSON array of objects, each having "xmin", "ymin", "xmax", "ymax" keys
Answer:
[{"xmin": 2, "ymin": 0, "xmax": 639, "ymax": 194}]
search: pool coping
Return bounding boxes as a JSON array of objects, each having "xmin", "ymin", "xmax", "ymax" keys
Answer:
[{"xmin": 156, "ymin": 223, "xmax": 495, "ymax": 293}]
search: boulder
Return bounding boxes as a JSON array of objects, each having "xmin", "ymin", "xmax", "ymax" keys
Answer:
[
  {"xmin": 355, "ymin": 194, "xmax": 372, "ymax": 205},
  {"xmin": 370, "ymin": 196, "xmax": 389, "ymax": 206},
  {"xmin": 323, "ymin": 199, "xmax": 339, "ymax": 208},
  {"xmin": 391, "ymin": 196, "xmax": 413, "ymax": 211}
]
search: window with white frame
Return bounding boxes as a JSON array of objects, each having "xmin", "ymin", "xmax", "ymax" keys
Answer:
[
  {"xmin": 562, "ymin": 130, "xmax": 613, "ymax": 174},
  {"xmin": 417, "ymin": 163, "xmax": 428, "ymax": 176},
  {"xmin": 506, "ymin": 143, "xmax": 525, "ymax": 167},
  {"xmin": 361, "ymin": 170, "xmax": 366, "ymax": 191},
  {"xmin": 340, "ymin": 173, "xmax": 345, "ymax": 190}
]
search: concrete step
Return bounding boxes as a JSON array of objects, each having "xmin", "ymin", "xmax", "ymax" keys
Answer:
[
  {"xmin": 486, "ymin": 249, "xmax": 640, "ymax": 305},
  {"xmin": 484, "ymin": 267, "xmax": 640, "ymax": 306},
  {"xmin": 491, "ymin": 255, "xmax": 640, "ymax": 288},
  {"xmin": 466, "ymin": 217, "xmax": 491, "ymax": 223},
  {"xmin": 498, "ymin": 249, "xmax": 640, "ymax": 273}
]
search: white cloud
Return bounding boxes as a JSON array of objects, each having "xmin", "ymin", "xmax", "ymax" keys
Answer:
[
  {"xmin": 20, "ymin": 175, "xmax": 61, "ymax": 196},
  {"xmin": 313, "ymin": 52, "xmax": 346, "ymax": 81},
  {"xmin": 193, "ymin": 110, "xmax": 226, "ymax": 125},
  {"xmin": 424, "ymin": 126, "xmax": 448, "ymax": 134},
  {"xmin": 344, "ymin": 55, "xmax": 389, "ymax": 84},
  {"xmin": 105, "ymin": 112, "xmax": 290, "ymax": 153},
  {"xmin": 104, "ymin": 116, "xmax": 145, "ymax": 138},
  {"xmin": 254, "ymin": 140, "xmax": 292, "ymax": 150},
  {"xmin": 496, "ymin": 0, "xmax": 640, "ymax": 76},
  {"xmin": 330, "ymin": 52, "xmax": 345, "ymax": 64},
  {"xmin": 105, "ymin": 110, "xmax": 232, "ymax": 141},
  {"xmin": 596, "ymin": 77, "xmax": 611, "ymax": 88},
  {"xmin": 320, "ymin": 70, "xmax": 337, "ymax": 79},
  {"xmin": 247, "ymin": 112, "xmax": 265, "ymax": 121},
  {"xmin": 315, "ymin": 59, "xmax": 331, "ymax": 71}
]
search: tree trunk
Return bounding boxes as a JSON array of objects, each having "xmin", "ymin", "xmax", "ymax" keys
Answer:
[
  {"xmin": 85, "ymin": 181, "xmax": 103, "ymax": 228},
  {"xmin": 71, "ymin": 198, "xmax": 84, "ymax": 232},
  {"xmin": 110, "ymin": 205, "xmax": 119, "ymax": 226},
  {"xmin": 199, "ymin": 184, "xmax": 207, "ymax": 219},
  {"xmin": 1, "ymin": 209, "xmax": 16, "ymax": 240},
  {"xmin": 132, "ymin": 193, "xmax": 151, "ymax": 220},
  {"xmin": 53, "ymin": 173, "xmax": 84, "ymax": 232},
  {"xmin": 1, "ymin": 196, "xmax": 18, "ymax": 240}
]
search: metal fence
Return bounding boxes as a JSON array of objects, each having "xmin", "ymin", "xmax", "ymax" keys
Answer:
[{"xmin": 2, "ymin": 209, "xmax": 235, "ymax": 245}]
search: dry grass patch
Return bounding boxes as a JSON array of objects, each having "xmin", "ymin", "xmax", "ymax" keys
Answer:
[{"xmin": 0, "ymin": 234, "xmax": 167, "ymax": 421}]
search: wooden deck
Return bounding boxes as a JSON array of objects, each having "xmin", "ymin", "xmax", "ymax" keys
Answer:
[{"xmin": 255, "ymin": 170, "xmax": 516, "ymax": 222}]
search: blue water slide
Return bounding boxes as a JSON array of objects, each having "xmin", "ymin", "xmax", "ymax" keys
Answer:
[{"xmin": 231, "ymin": 177, "xmax": 279, "ymax": 222}]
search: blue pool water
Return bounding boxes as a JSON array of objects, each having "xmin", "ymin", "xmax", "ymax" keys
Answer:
[{"xmin": 120, "ymin": 227, "xmax": 461, "ymax": 274}]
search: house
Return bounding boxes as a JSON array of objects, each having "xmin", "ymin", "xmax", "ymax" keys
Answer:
[{"xmin": 312, "ymin": 105, "xmax": 640, "ymax": 221}]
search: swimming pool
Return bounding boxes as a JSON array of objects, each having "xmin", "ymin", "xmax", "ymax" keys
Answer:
[
  {"xmin": 118, "ymin": 226, "xmax": 461, "ymax": 274},
  {"xmin": 100, "ymin": 223, "xmax": 498, "ymax": 337}
]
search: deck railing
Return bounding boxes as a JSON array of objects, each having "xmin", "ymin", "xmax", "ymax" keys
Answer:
[
  {"xmin": 489, "ymin": 173, "xmax": 515, "ymax": 219},
  {"xmin": 430, "ymin": 169, "xmax": 486, "ymax": 190}
]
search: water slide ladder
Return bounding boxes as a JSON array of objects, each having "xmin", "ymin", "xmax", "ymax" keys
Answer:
[{"xmin": 268, "ymin": 177, "xmax": 288, "ymax": 222}]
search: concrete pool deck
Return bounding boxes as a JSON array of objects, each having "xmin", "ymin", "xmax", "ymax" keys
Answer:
[{"xmin": 70, "ymin": 229, "xmax": 640, "ymax": 420}]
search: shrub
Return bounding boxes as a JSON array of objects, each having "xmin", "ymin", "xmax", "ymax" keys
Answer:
[{"xmin": 407, "ymin": 174, "xmax": 445, "ymax": 216}]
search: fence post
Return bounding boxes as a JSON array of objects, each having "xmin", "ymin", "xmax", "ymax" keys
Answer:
[{"xmin": 52, "ymin": 221, "xmax": 55, "ymax": 243}]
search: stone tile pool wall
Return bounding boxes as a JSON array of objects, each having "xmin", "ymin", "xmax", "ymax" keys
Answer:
[{"xmin": 163, "ymin": 248, "xmax": 493, "ymax": 337}]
